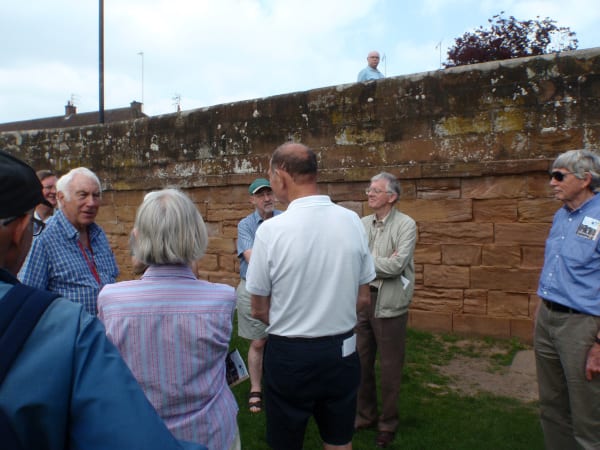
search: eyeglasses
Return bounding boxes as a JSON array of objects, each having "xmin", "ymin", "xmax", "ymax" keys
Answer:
[
  {"xmin": 1, "ymin": 215, "xmax": 45, "ymax": 236},
  {"xmin": 32, "ymin": 217, "xmax": 45, "ymax": 236},
  {"xmin": 365, "ymin": 188, "xmax": 392, "ymax": 195},
  {"xmin": 549, "ymin": 171, "xmax": 574, "ymax": 182}
]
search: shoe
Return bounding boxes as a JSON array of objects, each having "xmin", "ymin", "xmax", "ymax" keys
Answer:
[
  {"xmin": 354, "ymin": 420, "xmax": 377, "ymax": 431},
  {"xmin": 375, "ymin": 431, "xmax": 395, "ymax": 448},
  {"xmin": 248, "ymin": 391, "xmax": 262, "ymax": 414}
]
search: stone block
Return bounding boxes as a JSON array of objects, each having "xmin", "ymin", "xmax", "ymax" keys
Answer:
[
  {"xmin": 510, "ymin": 319, "xmax": 534, "ymax": 344},
  {"xmin": 411, "ymin": 287, "xmax": 463, "ymax": 312},
  {"xmin": 206, "ymin": 237, "xmax": 236, "ymax": 255},
  {"xmin": 526, "ymin": 173, "xmax": 555, "ymax": 198},
  {"xmin": 518, "ymin": 199, "xmax": 559, "ymax": 222},
  {"xmin": 495, "ymin": 223, "xmax": 551, "ymax": 245},
  {"xmin": 414, "ymin": 244, "xmax": 441, "ymax": 264},
  {"xmin": 408, "ymin": 310, "xmax": 453, "ymax": 334},
  {"xmin": 471, "ymin": 267, "xmax": 540, "ymax": 291},
  {"xmin": 487, "ymin": 291, "xmax": 530, "ymax": 318},
  {"xmin": 198, "ymin": 254, "xmax": 219, "ymax": 272},
  {"xmin": 419, "ymin": 222, "xmax": 494, "ymax": 244},
  {"xmin": 424, "ymin": 264, "xmax": 470, "ymax": 288},
  {"xmin": 416, "ymin": 178, "xmax": 461, "ymax": 199},
  {"xmin": 398, "ymin": 199, "xmax": 472, "ymax": 222},
  {"xmin": 219, "ymin": 254, "xmax": 238, "ymax": 273},
  {"xmin": 462, "ymin": 176, "xmax": 528, "ymax": 199},
  {"xmin": 114, "ymin": 204, "xmax": 138, "ymax": 223},
  {"xmin": 206, "ymin": 205, "xmax": 250, "ymax": 222},
  {"xmin": 464, "ymin": 289, "xmax": 487, "ymax": 315},
  {"xmin": 453, "ymin": 315, "xmax": 511, "ymax": 339},
  {"xmin": 472, "ymin": 199, "xmax": 518, "ymax": 222},
  {"xmin": 521, "ymin": 246, "xmax": 546, "ymax": 268},
  {"xmin": 481, "ymin": 245, "xmax": 521, "ymax": 268},
  {"xmin": 441, "ymin": 244, "xmax": 481, "ymax": 266}
]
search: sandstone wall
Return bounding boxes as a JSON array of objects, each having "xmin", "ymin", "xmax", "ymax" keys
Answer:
[{"xmin": 3, "ymin": 47, "xmax": 600, "ymax": 343}]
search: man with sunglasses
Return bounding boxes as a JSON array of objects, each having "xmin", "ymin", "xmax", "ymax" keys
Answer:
[
  {"xmin": 0, "ymin": 150, "xmax": 206, "ymax": 450},
  {"xmin": 535, "ymin": 149, "xmax": 600, "ymax": 450}
]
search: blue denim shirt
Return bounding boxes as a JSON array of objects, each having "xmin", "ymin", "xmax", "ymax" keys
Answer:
[{"xmin": 537, "ymin": 193, "xmax": 600, "ymax": 315}]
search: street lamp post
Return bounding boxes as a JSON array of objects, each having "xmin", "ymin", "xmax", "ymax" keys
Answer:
[{"xmin": 138, "ymin": 51, "xmax": 144, "ymax": 108}]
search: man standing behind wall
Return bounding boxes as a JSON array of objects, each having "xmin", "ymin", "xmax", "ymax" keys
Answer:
[
  {"xmin": 236, "ymin": 177, "xmax": 282, "ymax": 413},
  {"xmin": 246, "ymin": 143, "xmax": 375, "ymax": 450},
  {"xmin": 20, "ymin": 167, "xmax": 119, "ymax": 315},
  {"xmin": 355, "ymin": 172, "xmax": 417, "ymax": 448},
  {"xmin": 357, "ymin": 51, "xmax": 385, "ymax": 82},
  {"xmin": 535, "ymin": 149, "xmax": 600, "ymax": 449}
]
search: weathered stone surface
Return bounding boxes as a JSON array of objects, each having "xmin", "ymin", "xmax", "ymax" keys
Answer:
[
  {"xmin": 481, "ymin": 245, "xmax": 521, "ymax": 268},
  {"xmin": 423, "ymin": 264, "xmax": 470, "ymax": 288},
  {"xmin": 462, "ymin": 176, "xmax": 528, "ymax": 199},
  {"xmin": 441, "ymin": 244, "xmax": 481, "ymax": 266},
  {"xmin": 464, "ymin": 289, "xmax": 487, "ymax": 315},
  {"xmin": 419, "ymin": 222, "xmax": 494, "ymax": 244},
  {"xmin": 411, "ymin": 287, "xmax": 463, "ymax": 312},
  {"xmin": 522, "ymin": 246, "xmax": 546, "ymax": 268},
  {"xmin": 408, "ymin": 310, "xmax": 453, "ymax": 333},
  {"xmin": 398, "ymin": 199, "xmax": 472, "ymax": 222},
  {"xmin": 414, "ymin": 244, "xmax": 441, "ymax": 264},
  {"xmin": 510, "ymin": 319, "xmax": 534, "ymax": 343},
  {"xmin": 518, "ymin": 199, "xmax": 560, "ymax": 222},
  {"xmin": 487, "ymin": 291, "xmax": 530, "ymax": 318},
  {"xmin": 495, "ymin": 223, "xmax": 552, "ymax": 245},
  {"xmin": 471, "ymin": 267, "xmax": 540, "ymax": 291},
  {"xmin": 472, "ymin": 199, "xmax": 518, "ymax": 222},
  {"xmin": 3, "ymin": 48, "xmax": 600, "ymax": 343},
  {"xmin": 416, "ymin": 178, "xmax": 461, "ymax": 199},
  {"xmin": 453, "ymin": 315, "xmax": 511, "ymax": 339}
]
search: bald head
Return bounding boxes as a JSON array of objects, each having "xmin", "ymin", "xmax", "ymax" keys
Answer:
[
  {"xmin": 269, "ymin": 143, "xmax": 318, "ymax": 204},
  {"xmin": 367, "ymin": 51, "xmax": 380, "ymax": 69},
  {"xmin": 270, "ymin": 143, "xmax": 317, "ymax": 182}
]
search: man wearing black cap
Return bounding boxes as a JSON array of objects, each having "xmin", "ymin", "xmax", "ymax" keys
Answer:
[
  {"xmin": 236, "ymin": 177, "xmax": 281, "ymax": 413},
  {"xmin": 0, "ymin": 150, "xmax": 206, "ymax": 450}
]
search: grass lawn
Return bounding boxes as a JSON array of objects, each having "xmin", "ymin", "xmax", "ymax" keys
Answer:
[{"xmin": 229, "ymin": 321, "xmax": 544, "ymax": 450}]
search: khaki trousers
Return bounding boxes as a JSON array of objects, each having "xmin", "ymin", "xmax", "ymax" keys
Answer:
[
  {"xmin": 355, "ymin": 292, "xmax": 408, "ymax": 433},
  {"xmin": 535, "ymin": 302, "xmax": 600, "ymax": 450}
]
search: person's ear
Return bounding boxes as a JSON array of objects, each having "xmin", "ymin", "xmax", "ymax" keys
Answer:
[{"xmin": 11, "ymin": 214, "xmax": 31, "ymax": 246}]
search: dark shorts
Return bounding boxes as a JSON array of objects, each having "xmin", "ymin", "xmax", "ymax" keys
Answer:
[{"xmin": 263, "ymin": 330, "xmax": 360, "ymax": 450}]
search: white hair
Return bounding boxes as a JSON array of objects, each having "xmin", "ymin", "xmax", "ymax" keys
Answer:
[
  {"xmin": 133, "ymin": 188, "xmax": 208, "ymax": 265},
  {"xmin": 56, "ymin": 167, "xmax": 102, "ymax": 202}
]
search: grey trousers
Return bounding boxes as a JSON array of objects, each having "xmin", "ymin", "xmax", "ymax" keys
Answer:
[{"xmin": 534, "ymin": 302, "xmax": 600, "ymax": 450}]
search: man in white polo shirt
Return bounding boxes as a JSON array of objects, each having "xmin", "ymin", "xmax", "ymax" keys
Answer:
[{"xmin": 246, "ymin": 142, "xmax": 375, "ymax": 450}]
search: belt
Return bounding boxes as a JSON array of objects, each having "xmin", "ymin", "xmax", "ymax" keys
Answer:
[
  {"xmin": 369, "ymin": 286, "xmax": 378, "ymax": 293},
  {"xmin": 268, "ymin": 329, "xmax": 354, "ymax": 343},
  {"xmin": 542, "ymin": 299, "xmax": 582, "ymax": 314}
]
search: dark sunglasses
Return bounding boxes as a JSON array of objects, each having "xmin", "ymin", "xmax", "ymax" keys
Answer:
[{"xmin": 549, "ymin": 171, "xmax": 573, "ymax": 182}]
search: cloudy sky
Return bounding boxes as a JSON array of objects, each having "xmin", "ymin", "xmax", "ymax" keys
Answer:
[{"xmin": 1, "ymin": 0, "xmax": 598, "ymax": 123}]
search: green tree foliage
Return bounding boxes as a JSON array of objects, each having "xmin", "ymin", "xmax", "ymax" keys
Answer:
[{"xmin": 444, "ymin": 12, "xmax": 578, "ymax": 68}]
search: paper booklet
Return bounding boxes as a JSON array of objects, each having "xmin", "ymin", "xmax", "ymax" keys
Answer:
[{"xmin": 226, "ymin": 348, "xmax": 249, "ymax": 387}]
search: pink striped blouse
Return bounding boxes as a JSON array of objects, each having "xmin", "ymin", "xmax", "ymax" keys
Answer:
[{"xmin": 97, "ymin": 264, "xmax": 238, "ymax": 450}]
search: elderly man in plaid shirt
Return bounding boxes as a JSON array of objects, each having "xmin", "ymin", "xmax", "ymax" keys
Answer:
[{"xmin": 20, "ymin": 167, "xmax": 118, "ymax": 315}]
